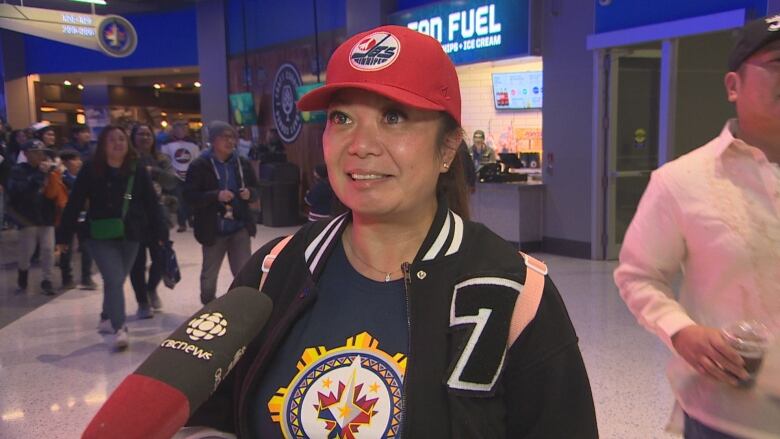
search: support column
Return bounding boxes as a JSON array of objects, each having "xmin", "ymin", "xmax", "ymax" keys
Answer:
[
  {"xmin": 346, "ymin": 0, "xmax": 396, "ymax": 35},
  {"xmin": 1, "ymin": 29, "xmax": 35, "ymax": 129},
  {"xmin": 196, "ymin": 0, "xmax": 228, "ymax": 124},
  {"xmin": 658, "ymin": 39, "xmax": 678, "ymax": 166}
]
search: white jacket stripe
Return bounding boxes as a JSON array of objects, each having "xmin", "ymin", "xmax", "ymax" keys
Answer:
[{"xmin": 422, "ymin": 211, "xmax": 451, "ymax": 261}]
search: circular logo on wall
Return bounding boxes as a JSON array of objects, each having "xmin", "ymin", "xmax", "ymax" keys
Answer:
[
  {"xmin": 97, "ymin": 15, "xmax": 137, "ymax": 58},
  {"xmin": 349, "ymin": 31, "xmax": 401, "ymax": 71},
  {"xmin": 186, "ymin": 312, "xmax": 228, "ymax": 341},
  {"xmin": 272, "ymin": 63, "xmax": 303, "ymax": 144}
]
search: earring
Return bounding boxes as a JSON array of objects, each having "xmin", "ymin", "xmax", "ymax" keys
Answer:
[{"xmin": 443, "ymin": 163, "xmax": 450, "ymax": 169}]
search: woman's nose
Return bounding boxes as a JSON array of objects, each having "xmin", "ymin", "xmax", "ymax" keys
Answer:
[{"xmin": 346, "ymin": 122, "xmax": 382, "ymax": 157}]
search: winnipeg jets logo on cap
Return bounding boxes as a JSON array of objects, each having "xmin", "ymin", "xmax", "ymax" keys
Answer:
[
  {"xmin": 767, "ymin": 14, "xmax": 780, "ymax": 31},
  {"xmin": 349, "ymin": 31, "xmax": 401, "ymax": 71}
]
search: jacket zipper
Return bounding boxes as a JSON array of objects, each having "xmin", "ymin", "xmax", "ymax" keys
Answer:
[{"xmin": 400, "ymin": 261, "xmax": 412, "ymax": 438}]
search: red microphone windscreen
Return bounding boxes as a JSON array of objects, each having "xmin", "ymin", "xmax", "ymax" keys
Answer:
[{"xmin": 82, "ymin": 373, "xmax": 190, "ymax": 439}]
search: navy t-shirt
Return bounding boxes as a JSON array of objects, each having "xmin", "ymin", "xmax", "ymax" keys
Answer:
[{"xmin": 251, "ymin": 239, "xmax": 408, "ymax": 438}]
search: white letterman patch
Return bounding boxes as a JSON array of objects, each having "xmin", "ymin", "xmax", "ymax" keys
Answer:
[{"xmin": 349, "ymin": 32, "xmax": 401, "ymax": 71}]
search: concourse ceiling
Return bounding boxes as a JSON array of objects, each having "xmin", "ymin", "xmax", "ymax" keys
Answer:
[{"xmin": 5, "ymin": 0, "xmax": 198, "ymax": 14}]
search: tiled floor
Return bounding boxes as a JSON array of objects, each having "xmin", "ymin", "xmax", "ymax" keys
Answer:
[{"xmin": 0, "ymin": 226, "xmax": 677, "ymax": 438}]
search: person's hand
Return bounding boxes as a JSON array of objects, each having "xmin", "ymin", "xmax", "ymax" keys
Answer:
[
  {"xmin": 56, "ymin": 244, "xmax": 69, "ymax": 253},
  {"xmin": 218, "ymin": 190, "xmax": 234, "ymax": 203},
  {"xmin": 239, "ymin": 187, "xmax": 251, "ymax": 200},
  {"xmin": 671, "ymin": 325, "xmax": 749, "ymax": 385},
  {"xmin": 38, "ymin": 160, "xmax": 54, "ymax": 173}
]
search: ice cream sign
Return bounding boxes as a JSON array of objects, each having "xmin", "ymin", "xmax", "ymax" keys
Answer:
[
  {"xmin": 389, "ymin": 0, "xmax": 530, "ymax": 65},
  {"xmin": 408, "ymin": 5, "xmax": 503, "ymax": 53},
  {"xmin": 0, "ymin": 3, "xmax": 137, "ymax": 57}
]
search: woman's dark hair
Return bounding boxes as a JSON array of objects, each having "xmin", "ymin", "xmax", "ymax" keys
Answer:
[
  {"xmin": 93, "ymin": 125, "xmax": 137, "ymax": 177},
  {"xmin": 130, "ymin": 123, "xmax": 157, "ymax": 155},
  {"xmin": 8, "ymin": 129, "xmax": 26, "ymax": 160},
  {"xmin": 436, "ymin": 114, "xmax": 470, "ymax": 220}
]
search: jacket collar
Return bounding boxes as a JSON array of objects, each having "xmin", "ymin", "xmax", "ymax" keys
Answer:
[{"xmin": 303, "ymin": 201, "xmax": 465, "ymax": 277}]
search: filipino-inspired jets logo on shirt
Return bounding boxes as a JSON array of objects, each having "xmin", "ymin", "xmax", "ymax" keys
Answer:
[
  {"xmin": 349, "ymin": 32, "xmax": 401, "ymax": 71},
  {"xmin": 268, "ymin": 332, "xmax": 406, "ymax": 439},
  {"xmin": 97, "ymin": 15, "xmax": 137, "ymax": 58}
]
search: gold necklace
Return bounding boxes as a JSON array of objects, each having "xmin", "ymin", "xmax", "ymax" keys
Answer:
[{"xmin": 344, "ymin": 231, "xmax": 402, "ymax": 282}]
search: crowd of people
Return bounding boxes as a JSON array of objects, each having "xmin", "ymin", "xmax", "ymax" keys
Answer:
[
  {"xmin": 0, "ymin": 118, "xmax": 283, "ymax": 348},
  {"xmin": 1, "ymin": 15, "xmax": 778, "ymax": 439}
]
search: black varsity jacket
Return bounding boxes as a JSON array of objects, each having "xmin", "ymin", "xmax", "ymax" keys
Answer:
[{"xmin": 188, "ymin": 202, "xmax": 599, "ymax": 438}]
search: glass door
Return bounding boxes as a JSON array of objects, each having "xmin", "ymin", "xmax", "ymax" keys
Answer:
[{"xmin": 605, "ymin": 44, "xmax": 662, "ymax": 259}]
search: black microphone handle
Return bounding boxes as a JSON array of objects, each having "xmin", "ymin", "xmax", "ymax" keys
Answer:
[{"xmin": 134, "ymin": 287, "xmax": 273, "ymax": 414}]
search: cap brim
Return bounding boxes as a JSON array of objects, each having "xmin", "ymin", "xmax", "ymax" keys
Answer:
[{"xmin": 297, "ymin": 82, "xmax": 447, "ymax": 113}]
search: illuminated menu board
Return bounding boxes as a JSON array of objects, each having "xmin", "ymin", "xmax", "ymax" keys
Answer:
[{"xmin": 492, "ymin": 71, "xmax": 543, "ymax": 110}]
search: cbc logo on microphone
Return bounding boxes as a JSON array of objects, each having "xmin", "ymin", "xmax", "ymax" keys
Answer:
[{"xmin": 186, "ymin": 312, "xmax": 228, "ymax": 341}]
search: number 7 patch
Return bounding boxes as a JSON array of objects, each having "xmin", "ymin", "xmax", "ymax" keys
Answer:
[{"xmin": 446, "ymin": 277, "xmax": 523, "ymax": 395}]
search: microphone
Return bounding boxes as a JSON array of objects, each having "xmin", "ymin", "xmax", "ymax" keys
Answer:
[{"xmin": 83, "ymin": 287, "xmax": 273, "ymax": 439}]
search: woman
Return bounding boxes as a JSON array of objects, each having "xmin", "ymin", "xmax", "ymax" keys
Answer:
[
  {"xmin": 129, "ymin": 123, "xmax": 178, "ymax": 318},
  {"xmin": 7, "ymin": 129, "xmax": 27, "ymax": 164},
  {"xmin": 58, "ymin": 125, "xmax": 168, "ymax": 350},
  {"xmin": 189, "ymin": 26, "xmax": 596, "ymax": 437}
]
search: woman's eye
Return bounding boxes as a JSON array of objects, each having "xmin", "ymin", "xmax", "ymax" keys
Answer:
[
  {"xmin": 385, "ymin": 111, "xmax": 404, "ymax": 124},
  {"xmin": 328, "ymin": 111, "xmax": 350, "ymax": 125}
]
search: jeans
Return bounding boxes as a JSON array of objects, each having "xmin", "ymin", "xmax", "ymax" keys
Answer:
[
  {"xmin": 59, "ymin": 227, "xmax": 93, "ymax": 283},
  {"xmin": 18, "ymin": 226, "xmax": 54, "ymax": 281},
  {"xmin": 685, "ymin": 414, "xmax": 742, "ymax": 439},
  {"xmin": 200, "ymin": 228, "xmax": 251, "ymax": 304},
  {"xmin": 130, "ymin": 239, "xmax": 163, "ymax": 305},
  {"xmin": 172, "ymin": 182, "xmax": 189, "ymax": 228},
  {"xmin": 87, "ymin": 239, "xmax": 139, "ymax": 331}
]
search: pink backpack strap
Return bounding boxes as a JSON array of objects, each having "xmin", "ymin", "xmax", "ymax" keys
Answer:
[
  {"xmin": 259, "ymin": 235, "xmax": 293, "ymax": 292},
  {"xmin": 508, "ymin": 252, "xmax": 548, "ymax": 347}
]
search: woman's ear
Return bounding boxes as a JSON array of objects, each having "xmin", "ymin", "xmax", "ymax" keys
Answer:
[
  {"xmin": 442, "ymin": 130, "xmax": 462, "ymax": 164},
  {"xmin": 724, "ymin": 71, "xmax": 740, "ymax": 103}
]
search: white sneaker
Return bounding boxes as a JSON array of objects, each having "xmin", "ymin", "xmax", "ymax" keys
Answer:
[
  {"xmin": 109, "ymin": 326, "xmax": 129, "ymax": 350},
  {"xmin": 96, "ymin": 319, "xmax": 112, "ymax": 334}
]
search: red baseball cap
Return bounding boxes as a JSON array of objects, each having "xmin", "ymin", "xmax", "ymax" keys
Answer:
[{"xmin": 297, "ymin": 25, "xmax": 461, "ymax": 124}]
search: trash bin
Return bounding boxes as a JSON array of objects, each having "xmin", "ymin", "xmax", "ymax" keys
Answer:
[{"xmin": 258, "ymin": 162, "xmax": 301, "ymax": 227}]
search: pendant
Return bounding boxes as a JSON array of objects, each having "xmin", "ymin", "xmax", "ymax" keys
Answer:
[{"xmin": 385, "ymin": 273, "xmax": 391, "ymax": 282}]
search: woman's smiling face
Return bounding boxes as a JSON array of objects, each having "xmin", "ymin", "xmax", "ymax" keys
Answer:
[{"xmin": 323, "ymin": 89, "xmax": 455, "ymax": 222}]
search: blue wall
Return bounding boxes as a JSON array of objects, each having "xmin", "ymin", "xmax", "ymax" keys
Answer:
[
  {"xmin": 595, "ymin": 0, "xmax": 767, "ymax": 33},
  {"xmin": 226, "ymin": 0, "xmax": 346, "ymax": 56},
  {"xmin": 24, "ymin": 8, "xmax": 198, "ymax": 74}
]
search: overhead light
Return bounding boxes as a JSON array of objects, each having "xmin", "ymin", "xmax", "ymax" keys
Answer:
[
  {"xmin": 69, "ymin": 0, "xmax": 107, "ymax": 5},
  {"xmin": 77, "ymin": 84, "xmax": 84, "ymax": 90},
  {"xmin": 63, "ymin": 80, "xmax": 72, "ymax": 86},
  {"xmin": 194, "ymin": 81, "xmax": 201, "ymax": 88},
  {"xmin": 76, "ymin": 114, "xmax": 86, "ymax": 124},
  {"xmin": 161, "ymin": 120, "xmax": 168, "ymax": 128},
  {"xmin": 153, "ymin": 83, "xmax": 161, "ymax": 90},
  {"xmin": 76, "ymin": 108, "xmax": 85, "ymax": 113},
  {"xmin": 40, "ymin": 106, "xmax": 58, "ymax": 112},
  {"xmin": 175, "ymin": 83, "xmax": 183, "ymax": 88},
  {"xmin": 161, "ymin": 112, "xmax": 167, "ymax": 116}
]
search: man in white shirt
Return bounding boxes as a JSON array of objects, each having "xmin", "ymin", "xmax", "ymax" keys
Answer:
[
  {"xmin": 161, "ymin": 121, "xmax": 200, "ymax": 232},
  {"xmin": 614, "ymin": 15, "xmax": 780, "ymax": 439}
]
